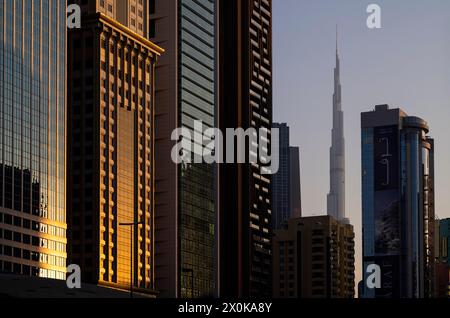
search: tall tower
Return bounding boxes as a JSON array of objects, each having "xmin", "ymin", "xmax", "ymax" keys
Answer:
[
  {"xmin": 272, "ymin": 123, "xmax": 302, "ymax": 230},
  {"xmin": 67, "ymin": 0, "xmax": 163, "ymax": 293},
  {"xmin": 361, "ymin": 105, "xmax": 436, "ymax": 298},
  {"xmin": 219, "ymin": 0, "xmax": 273, "ymax": 298},
  {"xmin": 0, "ymin": 0, "xmax": 67, "ymax": 280},
  {"xmin": 272, "ymin": 123, "xmax": 291, "ymax": 230},
  {"xmin": 327, "ymin": 30, "xmax": 346, "ymax": 221},
  {"xmin": 149, "ymin": 0, "xmax": 218, "ymax": 298}
]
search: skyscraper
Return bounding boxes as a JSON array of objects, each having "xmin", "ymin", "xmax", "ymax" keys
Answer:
[
  {"xmin": 273, "ymin": 216, "xmax": 355, "ymax": 298},
  {"xmin": 272, "ymin": 123, "xmax": 290, "ymax": 230},
  {"xmin": 327, "ymin": 33, "xmax": 346, "ymax": 222},
  {"xmin": 272, "ymin": 123, "xmax": 302, "ymax": 230},
  {"xmin": 219, "ymin": 0, "xmax": 273, "ymax": 297},
  {"xmin": 361, "ymin": 104, "xmax": 436, "ymax": 298},
  {"xmin": 67, "ymin": 1, "xmax": 163, "ymax": 292},
  {"xmin": 149, "ymin": 0, "xmax": 218, "ymax": 298},
  {"xmin": 0, "ymin": 0, "xmax": 67, "ymax": 279}
]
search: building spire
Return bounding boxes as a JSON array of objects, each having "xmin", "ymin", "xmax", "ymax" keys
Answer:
[
  {"xmin": 336, "ymin": 24, "xmax": 338, "ymax": 54},
  {"xmin": 327, "ymin": 27, "xmax": 346, "ymax": 222}
]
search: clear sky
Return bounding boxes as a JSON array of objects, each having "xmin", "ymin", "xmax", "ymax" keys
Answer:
[{"xmin": 273, "ymin": 0, "xmax": 450, "ymax": 287}]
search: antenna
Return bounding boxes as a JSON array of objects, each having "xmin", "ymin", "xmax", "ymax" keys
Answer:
[{"xmin": 336, "ymin": 24, "xmax": 338, "ymax": 54}]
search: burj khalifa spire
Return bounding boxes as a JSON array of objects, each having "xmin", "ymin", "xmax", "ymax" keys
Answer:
[{"xmin": 327, "ymin": 28, "xmax": 346, "ymax": 222}]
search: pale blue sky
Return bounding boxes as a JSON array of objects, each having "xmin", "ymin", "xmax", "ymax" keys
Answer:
[{"xmin": 273, "ymin": 0, "xmax": 450, "ymax": 285}]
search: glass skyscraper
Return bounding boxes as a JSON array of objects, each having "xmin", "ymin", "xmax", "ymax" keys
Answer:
[
  {"xmin": 151, "ymin": 0, "xmax": 217, "ymax": 298},
  {"xmin": 272, "ymin": 123, "xmax": 302, "ymax": 230},
  {"xmin": 272, "ymin": 123, "xmax": 290, "ymax": 230},
  {"xmin": 361, "ymin": 104, "xmax": 435, "ymax": 298},
  {"xmin": 178, "ymin": 0, "xmax": 217, "ymax": 298},
  {"xmin": 0, "ymin": 0, "xmax": 67, "ymax": 279}
]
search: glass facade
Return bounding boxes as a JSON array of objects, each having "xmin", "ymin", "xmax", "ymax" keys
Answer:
[
  {"xmin": 361, "ymin": 109, "xmax": 435, "ymax": 298},
  {"xmin": 0, "ymin": 0, "xmax": 67, "ymax": 279},
  {"xmin": 178, "ymin": 0, "xmax": 217, "ymax": 298},
  {"xmin": 361, "ymin": 127, "xmax": 375, "ymax": 298},
  {"xmin": 400, "ymin": 126, "xmax": 434, "ymax": 298},
  {"xmin": 272, "ymin": 123, "xmax": 290, "ymax": 230}
]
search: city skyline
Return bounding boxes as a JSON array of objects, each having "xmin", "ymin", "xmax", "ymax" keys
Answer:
[
  {"xmin": 273, "ymin": 0, "xmax": 450, "ymax": 289},
  {"xmin": 2, "ymin": 0, "xmax": 450, "ymax": 301}
]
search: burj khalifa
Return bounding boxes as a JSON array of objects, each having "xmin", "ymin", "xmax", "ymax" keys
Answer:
[{"xmin": 327, "ymin": 32, "xmax": 346, "ymax": 222}]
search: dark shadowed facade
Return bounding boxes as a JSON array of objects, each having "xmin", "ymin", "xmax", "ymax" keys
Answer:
[{"xmin": 218, "ymin": 0, "xmax": 273, "ymax": 298}]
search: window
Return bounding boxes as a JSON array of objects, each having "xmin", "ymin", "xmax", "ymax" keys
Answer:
[
  {"xmin": 4, "ymin": 214, "xmax": 12, "ymax": 225},
  {"xmin": 14, "ymin": 232, "xmax": 21, "ymax": 243},
  {"xmin": 23, "ymin": 234, "xmax": 30, "ymax": 245},
  {"xmin": 14, "ymin": 248, "xmax": 21, "ymax": 258},
  {"xmin": 4, "ymin": 230, "xmax": 12, "ymax": 240},
  {"xmin": 23, "ymin": 250, "xmax": 30, "ymax": 260},
  {"xmin": 4, "ymin": 246, "xmax": 12, "ymax": 256},
  {"xmin": 31, "ymin": 252, "xmax": 39, "ymax": 262}
]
